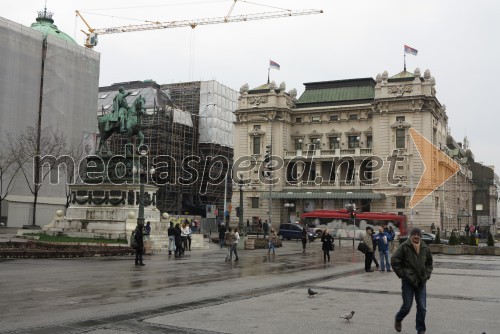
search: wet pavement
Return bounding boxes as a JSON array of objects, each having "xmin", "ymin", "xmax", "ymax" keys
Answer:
[{"xmin": 1, "ymin": 231, "xmax": 499, "ymax": 334}]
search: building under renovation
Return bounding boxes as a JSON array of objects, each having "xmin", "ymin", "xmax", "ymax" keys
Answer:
[
  {"xmin": 97, "ymin": 80, "xmax": 236, "ymax": 217},
  {"xmin": 0, "ymin": 10, "xmax": 100, "ymax": 228}
]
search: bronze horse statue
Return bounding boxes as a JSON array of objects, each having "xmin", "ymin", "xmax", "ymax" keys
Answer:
[{"xmin": 97, "ymin": 95, "xmax": 146, "ymax": 154}]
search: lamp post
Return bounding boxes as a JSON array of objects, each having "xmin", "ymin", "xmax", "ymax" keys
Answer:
[
  {"xmin": 133, "ymin": 149, "xmax": 155, "ymax": 226},
  {"xmin": 259, "ymin": 113, "xmax": 283, "ymax": 228},
  {"xmin": 238, "ymin": 173, "xmax": 245, "ymax": 235}
]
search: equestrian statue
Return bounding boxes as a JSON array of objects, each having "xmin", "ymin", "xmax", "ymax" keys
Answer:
[{"xmin": 97, "ymin": 87, "xmax": 146, "ymax": 154}]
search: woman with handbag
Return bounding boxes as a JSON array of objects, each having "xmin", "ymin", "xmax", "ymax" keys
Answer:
[
  {"xmin": 362, "ymin": 226, "xmax": 375, "ymax": 272},
  {"xmin": 321, "ymin": 229, "xmax": 334, "ymax": 263}
]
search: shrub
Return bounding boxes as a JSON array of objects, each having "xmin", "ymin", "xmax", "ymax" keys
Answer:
[
  {"xmin": 434, "ymin": 228, "xmax": 441, "ymax": 244},
  {"xmin": 448, "ymin": 231, "xmax": 459, "ymax": 245},
  {"xmin": 487, "ymin": 231, "xmax": 495, "ymax": 247}
]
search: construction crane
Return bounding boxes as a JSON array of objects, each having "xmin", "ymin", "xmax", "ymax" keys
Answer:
[{"xmin": 75, "ymin": 1, "xmax": 323, "ymax": 48}]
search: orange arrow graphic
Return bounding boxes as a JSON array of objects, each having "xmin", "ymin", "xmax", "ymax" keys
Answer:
[{"xmin": 409, "ymin": 128, "xmax": 460, "ymax": 208}]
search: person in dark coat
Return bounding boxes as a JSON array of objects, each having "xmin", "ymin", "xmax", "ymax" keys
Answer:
[
  {"xmin": 263, "ymin": 220, "xmax": 269, "ymax": 239},
  {"xmin": 134, "ymin": 223, "xmax": 145, "ymax": 266},
  {"xmin": 301, "ymin": 227, "xmax": 308, "ymax": 253},
  {"xmin": 391, "ymin": 227, "xmax": 433, "ymax": 334},
  {"xmin": 218, "ymin": 223, "xmax": 226, "ymax": 249},
  {"xmin": 321, "ymin": 229, "xmax": 334, "ymax": 263},
  {"xmin": 362, "ymin": 226, "xmax": 374, "ymax": 272},
  {"xmin": 174, "ymin": 223, "xmax": 183, "ymax": 257}
]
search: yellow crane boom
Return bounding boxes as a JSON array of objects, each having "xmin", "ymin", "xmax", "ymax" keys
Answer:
[{"xmin": 76, "ymin": 7, "xmax": 323, "ymax": 48}]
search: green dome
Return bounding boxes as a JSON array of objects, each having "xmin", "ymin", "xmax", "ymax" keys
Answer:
[{"xmin": 30, "ymin": 9, "xmax": 77, "ymax": 44}]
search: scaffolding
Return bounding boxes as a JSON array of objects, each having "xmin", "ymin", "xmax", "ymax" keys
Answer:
[{"xmin": 97, "ymin": 80, "xmax": 235, "ymax": 217}]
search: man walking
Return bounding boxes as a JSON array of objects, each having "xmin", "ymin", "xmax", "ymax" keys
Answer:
[{"xmin": 391, "ymin": 227, "xmax": 433, "ymax": 334}]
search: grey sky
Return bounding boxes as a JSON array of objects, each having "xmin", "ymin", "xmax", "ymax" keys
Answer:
[{"xmin": 3, "ymin": 0, "xmax": 499, "ymax": 171}]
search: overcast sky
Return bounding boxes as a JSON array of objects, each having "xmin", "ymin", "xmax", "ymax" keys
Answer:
[{"xmin": 3, "ymin": 0, "xmax": 499, "ymax": 171}]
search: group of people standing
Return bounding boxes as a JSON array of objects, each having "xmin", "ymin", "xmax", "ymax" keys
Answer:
[
  {"xmin": 362, "ymin": 225, "xmax": 396, "ymax": 272},
  {"xmin": 167, "ymin": 220, "xmax": 193, "ymax": 258}
]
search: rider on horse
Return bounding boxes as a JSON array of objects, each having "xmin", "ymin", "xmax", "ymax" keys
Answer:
[{"xmin": 106, "ymin": 87, "xmax": 132, "ymax": 133}]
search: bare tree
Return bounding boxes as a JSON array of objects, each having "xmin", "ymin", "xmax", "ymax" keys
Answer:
[
  {"xmin": 4, "ymin": 126, "xmax": 66, "ymax": 227},
  {"xmin": 63, "ymin": 139, "xmax": 88, "ymax": 208},
  {"xmin": 0, "ymin": 147, "xmax": 22, "ymax": 225}
]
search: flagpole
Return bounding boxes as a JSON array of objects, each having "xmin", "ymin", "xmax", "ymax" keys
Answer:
[
  {"xmin": 267, "ymin": 66, "xmax": 270, "ymax": 84},
  {"xmin": 404, "ymin": 53, "xmax": 406, "ymax": 72}
]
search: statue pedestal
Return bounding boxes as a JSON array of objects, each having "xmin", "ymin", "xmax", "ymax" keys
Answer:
[{"xmin": 43, "ymin": 183, "xmax": 167, "ymax": 251}]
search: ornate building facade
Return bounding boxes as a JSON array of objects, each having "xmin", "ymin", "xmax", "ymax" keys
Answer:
[{"xmin": 231, "ymin": 69, "xmax": 481, "ymax": 234}]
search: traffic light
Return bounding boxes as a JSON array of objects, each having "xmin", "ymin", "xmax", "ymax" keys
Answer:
[
  {"xmin": 264, "ymin": 144, "xmax": 272, "ymax": 168},
  {"xmin": 350, "ymin": 210, "xmax": 356, "ymax": 220},
  {"xmin": 236, "ymin": 206, "xmax": 243, "ymax": 217}
]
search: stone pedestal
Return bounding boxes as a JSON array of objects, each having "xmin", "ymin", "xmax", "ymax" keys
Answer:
[
  {"xmin": 190, "ymin": 234, "xmax": 209, "ymax": 250},
  {"xmin": 43, "ymin": 183, "xmax": 166, "ymax": 251}
]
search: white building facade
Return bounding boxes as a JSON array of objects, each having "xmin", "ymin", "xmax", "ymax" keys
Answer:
[{"xmin": 231, "ymin": 69, "xmax": 475, "ymax": 234}]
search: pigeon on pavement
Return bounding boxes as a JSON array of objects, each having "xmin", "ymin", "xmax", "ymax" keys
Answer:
[
  {"xmin": 307, "ymin": 288, "xmax": 318, "ymax": 297},
  {"xmin": 340, "ymin": 311, "xmax": 355, "ymax": 322}
]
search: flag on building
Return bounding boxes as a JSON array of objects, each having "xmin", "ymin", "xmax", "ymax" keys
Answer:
[
  {"xmin": 404, "ymin": 45, "xmax": 418, "ymax": 56},
  {"xmin": 269, "ymin": 59, "xmax": 280, "ymax": 70}
]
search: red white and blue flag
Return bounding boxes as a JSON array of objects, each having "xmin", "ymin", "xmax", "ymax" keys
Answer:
[
  {"xmin": 404, "ymin": 45, "xmax": 418, "ymax": 56},
  {"xmin": 269, "ymin": 59, "xmax": 280, "ymax": 70}
]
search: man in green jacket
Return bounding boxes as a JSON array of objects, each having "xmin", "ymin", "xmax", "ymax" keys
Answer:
[{"xmin": 391, "ymin": 227, "xmax": 433, "ymax": 334}]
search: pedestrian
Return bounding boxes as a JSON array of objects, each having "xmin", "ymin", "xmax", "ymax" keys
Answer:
[
  {"xmin": 167, "ymin": 221, "xmax": 176, "ymax": 256},
  {"xmin": 257, "ymin": 219, "xmax": 262, "ymax": 238},
  {"xmin": 373, "ymin": 226, "xmax": 393, "ymax": 272},
  {"xmin": 464, "ymin": 223, "xmax": 470, "ymax": 237},
  {"xmin": 391, "ymin": 227, "xmax": 433, "ymax": 334},
  {"xmin": 144, "ymin": 221, "xmax": 151, "ymax": 240},
  {"xmin": 388, "ymin": 226, "xmax": 396, "ymax": 253},
  {"xmin": 218, "ymin": 222, "xmax": 226, "ymax": 248},
  {"xmin": 181, "ymin": 222, "xmax": 190, "ymax": 252},
  {"xmin": 268, "ymin": 227, "xmax": 278, "ymax": 255},
  {"xmin": 362, "ymin": 226, "xmax": 374, "ymax": 272},
  {"xmin": 370, "ymin": 227, "xmax": 380, "ymax": 270},
  {"xmin": 301, "ymin": 227, "xmax": 308, "ymax": 253},
  {"xmin": 263, "ymin": 220, "xmax": 269, "ymax": 239},
  {"xmin": 133, "ymin": 223, "xmax": 145, "ymax": 266},
  {"xmin": 174, "ymin": 223, "xmax": 183, "ymax": 257},
  {"xmin": 430, "ymin": 223, "xmax": 436, "ymax": 234},
  {"xmin": 246, "ymin": 219, "xmax": 250, "ymax": 233},
  {"xmin": 321, "ymin": 229, "xmax": 334, "ymax": 263},
  {"xmin": 224, "ymin": 227, "xmax": 235, "ymax": 262},
  {"xmin": 195, "ymin": 219, "xmax": 200, "ymax": 233},
  {"xmin": 232, "ymin": 227, "xmax": 240, "ymax": 261}
]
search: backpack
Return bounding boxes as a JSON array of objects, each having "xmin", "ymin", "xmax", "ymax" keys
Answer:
[{"xmin": 130, "ymin": 231, "xmax": 138, "ymax": 249}]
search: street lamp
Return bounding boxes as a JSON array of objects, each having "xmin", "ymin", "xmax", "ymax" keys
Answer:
[
  {"xmin": 259, "ymin": 113, "xmax": 283, "ymax": 229},
  {"xmin": 238, "ymin": 173, "xmax": 245, "ymax": 235},
  {"xmin": 132, "ymin": 149, "xmax": 155, "ymax": 226}
]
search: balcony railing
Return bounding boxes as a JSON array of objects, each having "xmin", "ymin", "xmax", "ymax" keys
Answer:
[{"xmin": 284, "ymin": 148, "xmax": 372, "ymax": 158}]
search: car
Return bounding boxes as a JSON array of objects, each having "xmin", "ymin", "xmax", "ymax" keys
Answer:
[
  {"xmin": 398, "ymin": 232, "xmax": 449, "ymax": 245},
  {"xmin": 278, "ymin": 223, "xmax": 316, "ymax": 242}
]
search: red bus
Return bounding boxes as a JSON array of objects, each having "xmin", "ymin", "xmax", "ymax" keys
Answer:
[{"xmin": 301, "ymin": 210, "xmax": 407, "ymax": 238}]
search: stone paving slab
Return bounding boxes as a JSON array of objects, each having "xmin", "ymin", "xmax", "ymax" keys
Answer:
[{"xmin": 146, "ymin": 254, "xmax": 500, "ymax": 334}]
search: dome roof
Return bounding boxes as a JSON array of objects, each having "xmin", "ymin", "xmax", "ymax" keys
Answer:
[{"xmin": 30, "ymin": 8, "xmax": 77, "ymax": 44}]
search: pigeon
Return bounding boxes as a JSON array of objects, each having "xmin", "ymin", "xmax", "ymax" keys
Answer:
[
  {"xmin": 307, "ymin": 288, "xmax": 318, "ymax": 297},
  {"xmin": 340, "ymin": 311, "xmax": 355, "ymax": 322}
]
